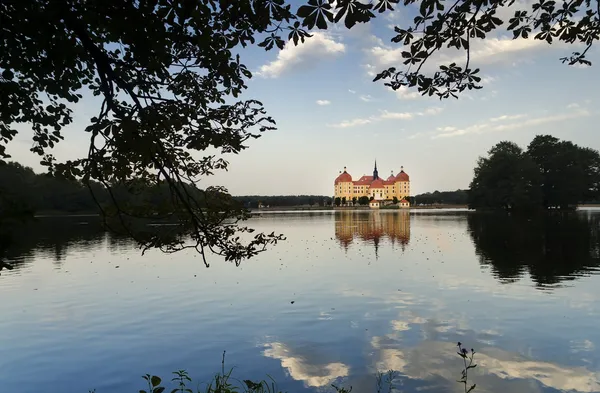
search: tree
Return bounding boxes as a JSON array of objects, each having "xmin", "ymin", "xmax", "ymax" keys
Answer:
[
  {"xmin": 2, "ymin": 1, "xmax": 597, "ymax": 263},
  {"xmin": 342, "ymin": 196, "xmax": 347, "ymax": 206},
  {"xmin": 468, "ymin": 141, "xmax": 542, "ymax": 211},
  {"xmin": 392, "ymin": 196, "xmax": 399, "ymax": 204},
  {"xmin": 527, "ymin": 135, "xmax": 600, "ymax": 208},
  {"xmin": 352, "ymin": 196, "xmax": 357, "ymax": 206},
  {"xmin": 358, "ymin": 196, "xmax": 370, "ymax": 205},
  {"xmin": 334, "ymin": 197, "xmax": 341, "ymax": 207}
]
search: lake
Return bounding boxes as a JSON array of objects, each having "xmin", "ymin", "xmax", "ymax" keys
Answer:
[{"xmin": 1, "ymin": 210, "xmax": 599, "ymax": 393}]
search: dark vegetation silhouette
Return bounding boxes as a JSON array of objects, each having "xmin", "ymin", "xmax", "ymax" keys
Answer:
[
  {"xmin": 234, "ymin": 195, "xmax": 333, "ymax": 208},
  {"xmin": 2, "ymin": 0, "xmax": 598, "ymax": 262},
  {"xmin": 468, "ymin": 135, "xmax": 600, "ymax": 211},
  {"xmin": 412, "ymin": 190, "xmax": 469, "ymax": 205}
]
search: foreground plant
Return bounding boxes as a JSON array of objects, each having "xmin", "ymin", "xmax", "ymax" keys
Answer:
[
  {"xmin": 130, "ymin": 346, "xmax": 477, "ymax": 393},
  {"xmin": 457, "ymin": 342, "xmax": 477, "ymax": 393}
]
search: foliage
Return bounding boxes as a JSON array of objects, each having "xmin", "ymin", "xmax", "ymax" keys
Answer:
[
  {"xmin": 342, "ymin": 197, "xmax": 347, "ymax": 205},
  {"xmin": 234, "ymin": 195, "xmax": 332, "ymax": 208},
  {"xmin": 469, "ymin": 136, "xmax": 600, "ymax": 210},
  {"xmin": 528, "ymin": 135, "xmax": 600, "ymax": 209},
  {"xmin": 413, "ymin": 190, "xmax": 469, "ymax": 205},
  {"xmin": 352, "ymin": 196, "xmax": 357, "ymax": 206},
  {"xmin": 468, "ymin": 141, "xmax": 543, "ymax": 211},
  {"xmin": 392, "ymin": 196, "xmax": 399, "ymax": 204},
  {"xmin": 358, "ymin": 196, "xmax": 370, "ymax": 206},
  {"xmin": 2, "ymin": 0, "xmax": 596, "ymax": 262},
  {"xmin": 457, "ymin": 342, "xmax": 477, "ymax": 393},
  {"xmin": 372, "ymin": 0, "xmax": 599, "ymax": 99},
  {"xmin": 335, "ymin": 197, "xmax": 342, "ymax": 207}
]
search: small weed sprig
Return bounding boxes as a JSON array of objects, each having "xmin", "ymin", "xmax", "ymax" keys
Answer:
[{"xmin": 457, "ymin": 342, "xmax": 477, "ymax": 393}]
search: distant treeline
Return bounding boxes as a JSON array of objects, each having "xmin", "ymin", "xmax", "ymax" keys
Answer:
[
  {"xmin": 233, "ymin": 195, "xmax": 333, "ymax": 208},
  {"xmin": 234, "ymin": 191, "xmax": 469, "ymax": 208},
  {"xmin": 0, "ymin": 162, "xmax": 221, "ymax": 216},
  {"xmin": 412, "ymin": 190, "xmax": 468, "ymax": 205}
]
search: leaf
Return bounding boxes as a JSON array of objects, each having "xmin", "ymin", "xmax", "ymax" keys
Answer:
[
  {"xmin": 2, "ymin": 69, "xmax": 14, "ymax": 80},
  {"xmin": 154, "ymin": 388, "xmax": 165, "ymax": 393},
  {"xmin": 151, "ymin": 376, "xmax": 161, "ymax": 388}
]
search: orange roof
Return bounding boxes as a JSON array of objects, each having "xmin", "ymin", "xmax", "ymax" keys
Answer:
[
  {"xmin": 387, "ymin": 175, "xmax": 395, "ymax": 181},
  {"xmin": 370, "ymin": 178, "xmax": 385, "ymax": 189},
  {"xmin": 354, "ymin": 175, "xmax": 373, "ymax": 185},
  {"xmin": 400, "ymin": 198, "xmax": 409, "ymax": 203},
  {"xmin": 396, "ymin": 170, "xmax": 409, "ymax": 181},
  {"xmin": 335, "ymin": 171, "xmax": 352, "ymax": 184}
]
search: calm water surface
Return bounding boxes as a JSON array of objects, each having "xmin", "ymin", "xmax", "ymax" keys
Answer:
[{"xmin": 1, "ymin": 210, "xmax": 600, "ymax": 393}]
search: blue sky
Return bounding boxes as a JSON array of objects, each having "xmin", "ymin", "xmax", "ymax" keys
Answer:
[{"xmin": 7, "ymin": 1, "xmax": 600, "ymax": 195}]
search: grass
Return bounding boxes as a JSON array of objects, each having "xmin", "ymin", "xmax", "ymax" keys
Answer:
[{"xmin": 90, "ymin": 344, "xmax": 476, "ymax": 393}]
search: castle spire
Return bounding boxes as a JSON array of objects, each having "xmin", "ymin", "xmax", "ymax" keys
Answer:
[{"xmin": 373, "ymin": 159, "xmax": 379, "ymax": 180}]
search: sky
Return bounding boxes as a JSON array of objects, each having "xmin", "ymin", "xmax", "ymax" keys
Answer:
[{"xmin": 6, "ymin": 0, "xmax": 600, "ymax": 196}]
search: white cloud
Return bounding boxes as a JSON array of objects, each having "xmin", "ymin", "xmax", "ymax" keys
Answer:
[
  {"xmin": 366, "ymin": 35, "xmax": 566, "ymax": 76},
  {"xmin": 567, "ymin": 102, "xmax": 580, "ymax": 109},
  {"xmin": 418, "ymin": 107, "xmax": 444, "ymax": 116},
  {"xmin": 330, "ymin": 118, "xmax": 374, "ymax": 128},
  {"xmin": 257, "ymin": 33, "xmax": 345, "ymax": 78},
  {"xmin": 359, "ymin": 95, "xmax": 374, "ymax": 102},
  {"xmin": 363, "ymin": 63, "xmax": 377, "ymax": 77},
  {"xmin": 395, "ymin": 86, "xmax": 421, "ymax": 100},
  {"xmin": 433, "ymin": 108, "xmax": 591, "ymax": 139},
  {"xmin": 328, "ymin": 107, "xmax": 444, "ymax": 128},
  {"xmin": 380, "ymin": 110, "xmax": 414, "ymax": 120},
  {"xmin": 480, "ymin": 75, "xmax": 498, "ymax": 85},
  {"xmin": 316, "ymin": 100, "xmax": 331, "ymax": 106},
  {"xmin": 436, "ymin": 126, "xmax": 457, "ymax": 132},
  {"xmin": 348, "ymin": 89, "xmax": 356, "ymax": 94},
  {"xmin": 489, "ymin": 114, "xmax": 527, "ymax": 122}
]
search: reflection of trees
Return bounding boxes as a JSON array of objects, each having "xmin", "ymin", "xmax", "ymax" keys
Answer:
[
  {"xmin": 334, "ymin": 211, "xmax": 410, "ymax": 256},
  {"xmin": 0, "ymin": 217, "xmax": 111, "ymax": 271},
  {"xmin": 468, "ymin": 212, "xmax": 600, "ymax": 287}
]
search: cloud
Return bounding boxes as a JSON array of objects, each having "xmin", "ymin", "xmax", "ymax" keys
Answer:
[
  {"xmin": 380, "ymin": 110, "xmax": 414, "ymax": 120},
  {"xmin": 489, "ymin": 114, "xmax": 527, "ymax": 122},
  {"xmin": 263, "ymin": 342, "xmax": 350, "ymax": 387},
  {"xmin": 330, "ymin": 118, "xmax": 375, "ymax": 128},
  {"xmin": 348, "ymin": 89, "xmax": 356, "ymax": 94},
  {"xmin": 316, "ymin": 100, "xmax": 331, "ymax": 106},
  {"xmin": 359, "ymin": 95, "xmax": 374, "ymax": 102},
  {"xmin": 363, "ymin": 63, "xmax": 378, "ymax": 77},
  {"xmin": 257, "ymin": 33, "xmax": 345, "ymax": 78},
  {"xmin": 328, "ymin": 107, "xmax": 444, "ymax": 128},
  {"xmin": 394, "ymin": 86, "xmax": 421, "ymax": 100},
  {"xmin": 419, "ymin": 107, "xmax": 444, "ymax": 116},
  {"xmin": 433, "ymin": 108, "xmax": 591, "ymax": 139},
  {"xmin": 365, "ymin": 35, "xmax": 565, "ymax": 76}
]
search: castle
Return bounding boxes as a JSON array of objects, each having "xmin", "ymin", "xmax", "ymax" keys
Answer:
[{"xmin": 334, "ymin": 161, "xmax": 410, "ymax": 208}]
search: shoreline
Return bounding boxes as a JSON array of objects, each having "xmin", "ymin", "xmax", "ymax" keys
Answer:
[{"xmin": 31, "ymin": 204, "xmax": 600, "ymax": 218}]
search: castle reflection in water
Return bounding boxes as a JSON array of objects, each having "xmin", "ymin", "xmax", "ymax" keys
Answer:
[{"xmin": 334, "ymin": 211, "xmax": 410, "ymax": 255}]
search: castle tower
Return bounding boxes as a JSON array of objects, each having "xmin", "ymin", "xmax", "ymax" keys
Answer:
[{"xmin": 373, "ymin": 160, "xmax": 379, "ymax": 180}]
